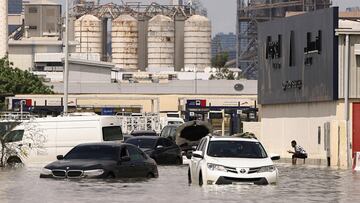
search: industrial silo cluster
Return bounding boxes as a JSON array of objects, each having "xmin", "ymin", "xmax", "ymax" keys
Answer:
[{"xmin": 73, "ymin": 13, "xmax": 211, "ymax": 71}]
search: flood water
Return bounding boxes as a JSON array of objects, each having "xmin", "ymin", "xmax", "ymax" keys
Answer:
[{"xmin": 1, "ymin": 163, "xmax": 360, "ymax": 203}]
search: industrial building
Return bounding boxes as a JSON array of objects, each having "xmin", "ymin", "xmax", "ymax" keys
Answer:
[
  {"xmin": 257, "ymin": 7, "xmax": 360, "ymax": 168},
  {"xmin": 5, "ymin": 1, "xmax": 211, "ymax": 74},
  {"xmin": 211, "ymin": 32, "xmax": 237, "ymax": 61},
  {"xmin": 236, "ymin": 0, "xmax": 331, "ymax": 79}
]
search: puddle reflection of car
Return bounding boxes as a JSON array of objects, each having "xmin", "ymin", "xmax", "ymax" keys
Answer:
[
  {"xmin": 188, "ymin": 136, "xmax": 279, "ymax": 186},
  {"xmin": 40, "ymin": 142, "xmax": 158, "ymax": 179},
  {"xmin": 125, "ymin": 136, "xmax": 183, "ymax": 165}
]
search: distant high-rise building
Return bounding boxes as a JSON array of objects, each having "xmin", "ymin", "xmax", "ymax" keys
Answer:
[
  {"xmin": 8, "ymin": 0, "xmax": 23, "ymax": 35},
  {"xmin": 346, "ymin": 7, "xmax": 360, "ymax": 12},
  {"xmin": 170, "ymin": 0, "xmax": 184, "ymax": 6},
  {"xmin": 211, "ymin": 33, "xmax": 237, "ymax": 61}
]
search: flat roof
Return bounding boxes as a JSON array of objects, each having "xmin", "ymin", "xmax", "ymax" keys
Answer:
[{"xmin": 48, "ymin": 80, "xmax": 257, "ymax": 95}]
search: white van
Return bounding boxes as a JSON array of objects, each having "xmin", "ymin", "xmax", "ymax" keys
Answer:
[{"xmin": 2, "ymin": 115, "xmax": 123, "ymax": 166}]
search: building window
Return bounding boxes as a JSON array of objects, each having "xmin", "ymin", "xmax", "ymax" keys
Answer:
[
  {"xmin": 289, "ymin": 30, "xmax": 295, "ymax": 66},
  {"xmin": 122, "ymin": 74, "xmax": 133, "ymax": 80},
  {"xmin": 29, "ymin": 7, "xmax": 38, "ymax": 13}
]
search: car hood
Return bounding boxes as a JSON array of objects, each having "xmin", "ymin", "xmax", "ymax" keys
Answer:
[
  {"xmin": 44, "ymin": 159, "xmax": 113, "ymax": 170},
  {"xmin": 206, "ymin": 156, "xmax": 274, "ymax": 168}
]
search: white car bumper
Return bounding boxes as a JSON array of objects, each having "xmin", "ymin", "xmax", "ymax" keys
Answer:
[{"xmin": 204, "ymin": 168, "xmax": 278, "ymax": 185}]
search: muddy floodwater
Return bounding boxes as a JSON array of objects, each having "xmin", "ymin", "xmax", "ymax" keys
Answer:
[{"xmin": 1, "ymin": 164, "xmax": 360, "ymax": 203}]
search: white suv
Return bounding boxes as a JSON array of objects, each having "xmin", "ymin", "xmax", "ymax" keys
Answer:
[{"xmin": 188, "ymin": 135, "xmax": 279, "ymax": 186}]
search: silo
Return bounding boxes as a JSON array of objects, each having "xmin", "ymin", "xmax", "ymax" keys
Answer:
[
  {"xmin": 74, "ymin": 14, "xmax": 102, "ymax": 56},
  {"xmin": 112, "ymin": 14, "xmax": 138, "ymax": 70},
  {"xmin": 148, "ymin": 15, "xmax": 175, "ymax": 68},
  {"xmin": 184, "ymin": 15, "xmax": 211, "ymax": 71}
]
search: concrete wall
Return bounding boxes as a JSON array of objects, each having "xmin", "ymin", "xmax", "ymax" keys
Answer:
[
  {"xmin": 68, "ymin": 60, "xmax": 113, "ymax": 83},
  {"xmin": 243, "ymin": 122, "xmax": 261, "ymax": 140},
  {"xmin": 8, "ymin": 41, "xmax": 63, "ymax": 71},
  {"xmin": 338, "ymin": 34, "xmax": 360, "ymax": 99},
  {"xmin": 260, "ymin": 101, "xmax": 338, "ymax": 164}
]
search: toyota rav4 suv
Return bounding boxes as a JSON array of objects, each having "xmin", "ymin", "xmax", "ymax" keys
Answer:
[{"xmin": 188, "ymin": 135, "xmax": 279, "ymax": 186}]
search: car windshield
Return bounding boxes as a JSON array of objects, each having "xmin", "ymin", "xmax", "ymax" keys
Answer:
[
  {"xmin": 65, "ymin": 145, "xmax": 118, "ymax": 160},
  {"xmin": 126, "ymin": 138, "xmax": 157, "ymax": 149},
  {"xmin": 207, "ymin": 140, "xmax": 268, "ymax": 158},
  {"xmin": 160, "ymin": 126, "xmax": 177, "ymax": 137},
  {"xmin": 102, "ymin": 126, "xmax": 123, "ymax": 141}
]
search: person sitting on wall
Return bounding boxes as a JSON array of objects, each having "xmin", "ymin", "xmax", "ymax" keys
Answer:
[{"xmin": 287, "ymin": 140, "xmax": 307, "ymax": 165}]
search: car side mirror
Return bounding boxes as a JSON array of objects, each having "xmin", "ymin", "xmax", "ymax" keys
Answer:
[
  {"xmin": 270, "ymin": 153, "xmax": 280, "ymax": 161},
  {"xmin": 57, "ymin": 155, "xmax": 64, "ymax": 160},
  {"xmin": 121, "ymin": 156, "xmax": 131, "ymax": 162},
  {"xmin": 156, "ymin": 145, "xmax": 164, "ymax": 149},
  {"xmin": 192, "ymin": 151, "xmax": 203, "ymax": 159}
]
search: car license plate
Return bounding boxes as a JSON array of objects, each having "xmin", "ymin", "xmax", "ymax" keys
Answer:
[{"xmin": 232, "ymin": 182, "xmax": 254, "ymax": 185}]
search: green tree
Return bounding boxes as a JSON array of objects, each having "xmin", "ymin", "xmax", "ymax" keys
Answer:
[
  {"xmin": 211, "ymin": 52, "xmax": 229, "ymax": 68},
  {"xmin": 0, "ymin": 56, "xmax": 53, "ymax": 109},
  {"xmin": 209, "ymin": 67, "xmax": 236, "ymax": 80}
]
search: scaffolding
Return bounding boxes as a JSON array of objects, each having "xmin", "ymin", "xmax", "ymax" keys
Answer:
[{"xmin": 237, "ymin": 0, "xmax": 332, "ymax": 79}]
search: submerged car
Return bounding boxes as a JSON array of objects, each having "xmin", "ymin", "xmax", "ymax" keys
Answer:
[
  {"xmin": 125, "ymin": 136, "xmax": 182, "ymax": 165},
  {"xmin": 40, "ymin": 142, "xmax": 158, "ymax": 179},
  {"xmin": 188, "ymin": 136, "xmax": 279, "ymax": 186}
]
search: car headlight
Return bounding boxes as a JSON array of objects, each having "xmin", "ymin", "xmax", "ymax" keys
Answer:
[
  {"xmin": 83, "ymin": 169, "xmax": 105, "ymax": 177},
  {"xmin": 41, "ymin": 168, "xmax": 52, "ymax": 175},
  {"xmin": 258, "ymin": 165, "xmax": 276, "ymax": 173},
  {"xmin": 207, "ymin": 163, "xmax": 227, "ymax": 172}
]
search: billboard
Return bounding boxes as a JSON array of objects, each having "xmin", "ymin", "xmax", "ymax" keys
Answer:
[{"xmin": 258, "ymin": 7, "xmax": 338, "ymax": 105}]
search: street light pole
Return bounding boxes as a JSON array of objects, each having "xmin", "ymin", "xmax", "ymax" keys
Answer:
[{"xmin": 63, "ymin": 0, "xmax": 70, "ymax": 115}]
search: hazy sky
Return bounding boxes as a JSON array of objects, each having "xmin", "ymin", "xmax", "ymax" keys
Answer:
[{"xmin": 61, "ymin": 0, "xmax": 360, "ymax": 35}]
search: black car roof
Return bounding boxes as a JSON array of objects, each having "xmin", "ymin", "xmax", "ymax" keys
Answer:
[
  {"xmin": 131, "ymin": 130, "xmax": 157, "ymax": 134},
  {"xmin": 76, "ymin": 142, "xmax": 130, "ymax": 147},
  {"xmin": 126, "ymin": 136, "xmax": 161, "ymax": 140}
]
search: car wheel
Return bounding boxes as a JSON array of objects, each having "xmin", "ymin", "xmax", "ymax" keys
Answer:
[
  {"xmin": 6, "ymin": 156, "xmax": 22, "ymax": 167},
  {"xmin": 147, "ymin": 173, "xmax": 155, "ymax": 178},
  {"xmin": 188, "ymin": 168, "xmax": 192, "ymax": 184},
  {"xmin": 176, "ymin": 157, "xmax": 182, "ymax": 165},
  {"xmin": 107, "ymin": 172, "xmax": 115, "ymax": 179},
  {"xmin": 199, "ymin": 171, "xmax": 203, "ymax": 186}
]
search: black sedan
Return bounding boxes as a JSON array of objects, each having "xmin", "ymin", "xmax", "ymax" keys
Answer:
[
  {"xmin": 40, "ymin": 142, "xmax": 158, "ymax": 179},
  {"xmin": 125, "ymin": 136, "xmax": 182, "ymax": 165}
]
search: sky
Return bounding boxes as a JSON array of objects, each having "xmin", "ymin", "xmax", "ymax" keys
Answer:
[{"xmin": 61, "ymin": 0, "xmax": 360, "ymax": 35}]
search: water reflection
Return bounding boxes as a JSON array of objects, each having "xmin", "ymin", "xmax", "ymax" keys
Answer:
[{"xmin": 0, "ymin": 164, "xmax": 360, "ymax": 202}]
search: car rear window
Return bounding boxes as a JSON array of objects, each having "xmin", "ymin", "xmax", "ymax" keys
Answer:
[
  {"xmin": 65, "ymin": 145, "xmax": 118, "ymax": 160},
  {"xmin": 207, "ymin": 140, "xmax": 268, "ymax": 158},
  {"xmin": 126, "ymin": 138, "xmax": 157, "ymax": 149},
  {"xmin": 102, "ymin": 126, "xmax": 123, "ymax": 141}
]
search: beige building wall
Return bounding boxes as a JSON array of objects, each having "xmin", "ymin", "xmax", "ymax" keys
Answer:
[{"xmin": 260, "ymin": 101, "xmax": 338, "ymax": 164}]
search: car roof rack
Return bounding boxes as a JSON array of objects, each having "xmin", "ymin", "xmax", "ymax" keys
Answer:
[{"xmin": 233, "ymin": 132, "xmax": 258, "ymax": 140}]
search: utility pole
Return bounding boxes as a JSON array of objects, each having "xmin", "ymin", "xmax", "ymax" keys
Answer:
[{"xmin": 63, "ymin": 0, "xmax": 70, "ymax": 114}]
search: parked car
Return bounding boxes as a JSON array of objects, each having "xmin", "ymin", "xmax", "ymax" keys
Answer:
[
  {"xmin": 130, "ymin": 130, "xmax": 158, "ymax": 137},
  {"xmin": 160, "ymin": 124, "xmax": 180, "ymax": 141},
  {"xmin": 40, "ymin": 142, "xmax": 158, "ymax": 179},
  {"xmin": 3, "ymin": 114, "xmax": 123, "ymax": 165},
  {"xmin": 125, "ymin": 136, "xmax": 182, "ymax": 165},
  {"xmin": 188, "ymin": 135, "xmax": 279, "ymax": 186}
]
